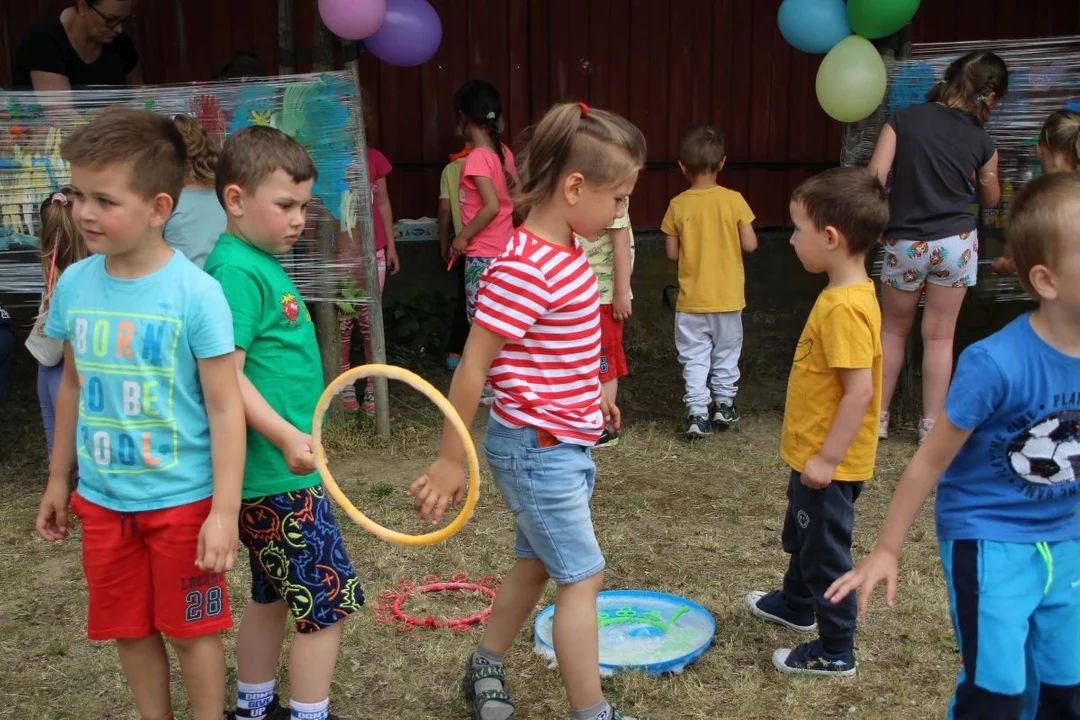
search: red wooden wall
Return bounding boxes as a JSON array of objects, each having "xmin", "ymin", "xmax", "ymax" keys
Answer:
[{"xmin": 3, "ymin": 0, "xmax": 1078, "ymax": 227}]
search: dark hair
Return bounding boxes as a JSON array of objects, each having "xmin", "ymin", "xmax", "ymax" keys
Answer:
[
  {"xmin": 791, "ymin": 168, "xmax": 889, "ymax": 255},
  {"xmin": 678, "ymin": 124, "xmax": 726, "ymax": 175},
  {"xmin": 453, "ymin": 80, "xmax": 513, "ymax": 188},
  {"xmin": 515, "ymin": 103, "xmax": 647, "ymax": 213},
  {"xmin": 61, "ymin": 108, "xmax": 187, "ymax": 206},
  {"xmin": 926, "ymin": 51, "xmax": 1009, "ymax": 125},
  {"xmin": 216, "ymin": 126, "xmax": 318, "ymax": 204},
  {"xmin": 1009, "ymin": 172, "xmax": 1080, "ymax": 297},
  {"xmin": 215, "ymin": 51, "xmax": 268, "ymax": 81}
]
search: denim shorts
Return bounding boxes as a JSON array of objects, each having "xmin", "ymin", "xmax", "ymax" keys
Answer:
[{"xmin": 483, "ymin": 420, "xmax": 605, "ymax": 585}]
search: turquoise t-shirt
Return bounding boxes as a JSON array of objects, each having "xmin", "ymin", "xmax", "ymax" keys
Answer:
[
  {"xmin": 163, "ymin": 189, "xmax": 227, "ymax": 269},
  {"xmin": 204, "ymin": 234, "xmax": 324, "ymax": 498},
  {"xmin": 44, "ymin": 251, "xmax": 235, "ymax": 512}
]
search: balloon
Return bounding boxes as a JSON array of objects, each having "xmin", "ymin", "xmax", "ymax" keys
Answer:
[
  {"xmin": 319, "ymin": 0, "xmax": 387, "ymax": 41},
  {"xmin": 363, "ymin": 0, "xmax": 442, "ymax": 67},
  {"xmin": 847, "ymin": 0, "xmax": 920, "ymax": 39},
  {"xmin": 777, "ymin": 0, "xmax": 852, "ymax": 54},
  {"xmin": 816, "ymin": 36, "xmax": 887, "ymax": 123}
]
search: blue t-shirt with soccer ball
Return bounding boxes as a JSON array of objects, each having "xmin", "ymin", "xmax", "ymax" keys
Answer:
[{"xmin": 938, "ymin": 314, "xmax": 1080, "ymax": 543}]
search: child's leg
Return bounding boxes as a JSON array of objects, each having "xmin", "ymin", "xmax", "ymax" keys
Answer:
[
  {"xmin": 37, "ymin": 361, "xmax": 63, "ymax": 455},
  {"xmin": 1028, "ymin": 539, "xmax": 1080, "ymax": 717},
  {"xmin": 446, "ymin": 258, "xmax": 470, "ymax": 357},
  {"xmin": 168, "ymin": 633, "xmax": 227, "ymax": 720},
  {"xmin": 289, "ymin": 620, "xmax": 346, "ymax": 703},
  {"xmin": 780, "ymin": 472, "xmax": 816, "ymax": 618},
  {"xmin": 478, "ymin": 558, "xmax": 550, "ymax": 654},
  {"xmin": 554, "ymin": 572, "xmax": 605, "ymax": 708},
  {"xmin": 115, "ymin": 635, "xmax": 172, "ymax": 719},
  {"xmin": 338, "ymin": 312, "xmax": 355, "ymax": 376},
  {"xmin": 706, "ymin": 310, "xmax": 742, "ymax": 405},
  {"xmin": 674, "ymin": 312, "xmax": 712, "ymax": 416}
]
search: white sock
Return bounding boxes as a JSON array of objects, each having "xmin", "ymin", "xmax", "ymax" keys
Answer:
[
  {"xmin": 290, "ymin": 697, "xmax": 330, "ymax": 720},
  {"xmin": 236, "ymin": 679, "xmax": 276, "ymax": 717}
]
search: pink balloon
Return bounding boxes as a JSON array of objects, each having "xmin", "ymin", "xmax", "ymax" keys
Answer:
[{"xmin": 320, "ymin": 0, "xmax": 387, "ymax": 40}]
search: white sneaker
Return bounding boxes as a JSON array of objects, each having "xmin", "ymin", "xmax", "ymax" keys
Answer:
[
  {"xmin": 878, "ymin": 411, "xmax": 890, "ymax": 440},
  {"xmin": 917, "ymin": 418, "xmax": 935, "ymax": 445}
]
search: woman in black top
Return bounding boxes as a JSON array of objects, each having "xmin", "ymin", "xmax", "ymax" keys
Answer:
[{"xmin": 13, "ymin": 0, "xmax": 141, "ymax": 91}]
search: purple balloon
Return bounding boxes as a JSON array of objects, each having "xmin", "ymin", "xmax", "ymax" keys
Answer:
[
  {"xmin": 363, "ymin": 0, "xmax": 442, "ymax": 67},
  {"xmin": 319, "ymin": 0, "xmax": 387, "ymax": 40}
]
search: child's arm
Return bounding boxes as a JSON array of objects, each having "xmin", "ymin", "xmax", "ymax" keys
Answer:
[
  {"xmin": 611, "ymin": 227, "xmax": 633, "ymax": 321},
  {"xmin": 739, "ymin": 224, "xmax": 759, "ymax": 253},
  {"xmin": 409, "ymin": 325, "xmax": 506, "ymax": 524},
  {"xmin": 665, "ymin": 235, "xmax": 680, "ymax": 263},
  {"xmin": 451, "ymin": 176, "xmax": 499, "ymax": 256},
  {"xmin": 233, "ymin": 350, "xmax": 315, "ymax": 474},
  {"xmin": 801, "ymin": 367, "xmax": 875, "ymax": 489},
  {"xmin": 975, "ymin": 151, "xmax": 1001, "ymax": 208},
  {"xmin": 826, "ymin": 418, "xmax": 972, "ymax": 613},
  {"xmin": 196, "ymin": 353, "xmax": 246, "ymax": 572},
  {"xmin": 437, "ymin": 198, "xmax": 452, "ymax": 263},
  {"xmin": 868, "ymin": 124, "xmax": 897, "ymax": 187},
  {"xmin": 377, "ymin": 177, "xmax": 399, "ymax": 275},
  {"xmin": 36, "ymin": 342, "xmax": 79, "ymax": 541}
]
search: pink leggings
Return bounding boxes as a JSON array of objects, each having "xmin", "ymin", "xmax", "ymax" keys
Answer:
[{"xmin": 339, "ymin": 248, "xmax": 386, "ymax": 388}]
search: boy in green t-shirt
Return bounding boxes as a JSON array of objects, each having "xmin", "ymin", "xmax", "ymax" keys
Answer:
[{"xmin": 204, "ymin": 127, "xmax": 361, "ymax": 720}]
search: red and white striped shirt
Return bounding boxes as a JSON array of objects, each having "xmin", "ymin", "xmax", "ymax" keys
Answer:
[{"xmin": 473, "ymin": 228, "xmax": 604, "ymax": 445}]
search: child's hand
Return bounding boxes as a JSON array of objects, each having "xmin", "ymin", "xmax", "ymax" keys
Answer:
[
  {"xmin": 196, "ymin": 510, "xmax": 238, "ymax": 573},
  {"xmin": 601, "ymin": 391, "xmax": 622, "ymax": 431},
  {"xmin": 825, "ymin": 547, "xmax": 900, "ymax": 616},
  {"xmin": 36, "ymin": 481, "xmax": 71, "ymax": 542},
  {"xmin": 800, "ymin": 454, "xmax": 835, "ymax": 489},
  {"xmin": 408, "ymin": 456, "xmax": 466, "ymax": 526},
  {"xmin": 387, "ymin": 245, "xmax": 401, "ymax": 275},
  {"xmin": 991, "ymin": 256, "xmax": 1017, "ymax": 276},
  {"xmin": 613, "ymin": 294, "xmax": 632, "ymax": 322},
  {"xmin": 282, "ymin": 429, "xmax": 316, "ymax": 475},
  {"xmin": 450, "ymin": 236, "xmax": 468, "ymax": 257}
]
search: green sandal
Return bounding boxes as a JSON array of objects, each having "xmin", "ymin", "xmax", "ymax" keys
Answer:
[{"xmin": 462, "ymin": 658, "xmax": 517, "ymax": 720}]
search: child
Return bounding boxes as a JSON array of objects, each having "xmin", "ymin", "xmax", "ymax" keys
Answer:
[
  {"xmin": 164, "ymin": 114, "xmax": 227, "ymax": 268},
  {"xmin": 408, "ymin": 102, "xmax": 647, "ymax": 720},
  {"xmin": 580, "ymin": 203, "xmax": 635, "ymax": 448},
  {"xmin": 827, "ymin": 172, "xmax": 1080, "ymax": 717},
  {"xmin": 215, "ymin": 51, "xmax": 268, "ymax": 81},
  {"xmin": 662, "ymin": 124, "xmax": 758, "ymax": 438},
  {"xmin": 993, "ymin": 108, "xmax": 1080, "ymax": 275},
  {"xmin": 34, "ymin": 109, "xmax": 245, "ymax": 720},
  {"xmin": 25, "ymin": 189, "xmax": 88, "ymax": 455},
  {"xmin": 339, "ymin": 87, "xmax": 399, "ymax": 413},
  {"xmin": 745, "ymin": 168, "xmax": 889, "ymax": 678},
  {"xmin": 204, "ymin": 126, "xmax": 363, "ymax": 720},
  {"xmin": 438, "ymin": 142, "xmax": 472, "ymax": 371},
  {"xmin": 450, "ymin": 80, "xmax": 517, "ymax": 404},
  {"xmin": 873, "ymin": 51, "xmax": 1008, "ymax": 444}
]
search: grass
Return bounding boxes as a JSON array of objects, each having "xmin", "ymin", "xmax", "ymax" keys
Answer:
[{"xmin": 0, "ymin": 302, "xmax": 961, "ymax": 719}]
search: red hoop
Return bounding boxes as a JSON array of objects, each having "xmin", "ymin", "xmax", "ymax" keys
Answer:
[{"xmin": 373, "ymin": 573, "xmax": 499, "ymax": 632}]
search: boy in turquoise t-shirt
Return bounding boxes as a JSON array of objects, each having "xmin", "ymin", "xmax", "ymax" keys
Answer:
[{"xmin": 204, "ymin": 126, "xmax": 362, "ymax": 720}]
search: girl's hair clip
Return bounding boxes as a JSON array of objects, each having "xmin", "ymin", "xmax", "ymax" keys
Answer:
[
  {"xmin": 977, "ymin": 94, "xmax": 988, "ymax": 103},
  {"xmin": 486, "ymin": 111, "xmax": 496, "ymax": 120},
  {"xmin": 50, "ymin": 192, "xmax": 69, "ymax": 206},
  {"xmin": 577, "ymin": 101, "xmax": 589, "ymax": 117}
]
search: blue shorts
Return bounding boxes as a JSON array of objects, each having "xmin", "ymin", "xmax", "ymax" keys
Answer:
[
  {"xmin": 239, "ymin": 486, "xmax": 364, "ymax": 633},
  {"xmin": 483, "ymin": 421, "xmax": 605, "ymax": 585},
  {"xmin": 940, "ymin": 539, "xmax": 1080, "ymax": 719}
]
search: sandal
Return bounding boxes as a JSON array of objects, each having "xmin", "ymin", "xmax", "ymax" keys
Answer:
[{"xmin": 462, "ymin": 657, "xmax": 517, "ymax": 720}]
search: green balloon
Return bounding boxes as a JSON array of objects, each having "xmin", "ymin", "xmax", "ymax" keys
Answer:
[
  {"xmin": 847, "ymin": 0, "xmax": 920, "ymax": 39},
  {"xmin": 816, "ymin": 36, "xmax": 887, "ymax": 123}
]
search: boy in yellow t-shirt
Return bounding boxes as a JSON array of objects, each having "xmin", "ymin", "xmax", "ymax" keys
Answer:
[
  {"xmin": 438, "ymin": 146, "xmax": 471, "ymax": 370},
  {"xmin": 662, "ymin": 124, "xmax": 758, "ymax": 438},
  {"xmin": 745, "ymin": 167, "xmax": 888, "ymax": 678}
]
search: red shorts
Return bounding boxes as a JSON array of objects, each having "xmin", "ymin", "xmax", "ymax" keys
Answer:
[
  {"xmin": 598, "ymin": 304, "xmax": 628, "ymax": 383},
  {"xmin": 71, "ymin": 492, "xmax": 232, "ymax": 641}
]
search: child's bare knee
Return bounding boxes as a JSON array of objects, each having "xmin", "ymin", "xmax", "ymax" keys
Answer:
[{"xmin": 166, "ymin": 632, "xmax": 220, "ymax": 655}]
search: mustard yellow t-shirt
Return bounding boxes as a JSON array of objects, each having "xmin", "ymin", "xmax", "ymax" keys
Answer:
[
  {"xmin": 439, "ymin": 157, "xmax": 467, "ymax": 234},
  {"xmin": 780, "ymin": 281, "xmax": 882, "ymax": 482},
  {"xmin": 660, "ymin": 186, "xmax": 755, "ymax": 313}
]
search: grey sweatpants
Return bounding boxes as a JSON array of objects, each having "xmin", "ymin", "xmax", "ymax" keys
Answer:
[{"xmin": 674, "ymin": 310, "xmax": 743, "ymax": 416}]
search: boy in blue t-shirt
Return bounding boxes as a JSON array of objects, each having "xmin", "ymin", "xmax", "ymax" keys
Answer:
[
  {"xmin": 35, "ymin": 109, "xmax": 246, "ymax": 720},
  {"xmin": 827, "ymin": 172, "xmax": 1080, "ymax": 718}
]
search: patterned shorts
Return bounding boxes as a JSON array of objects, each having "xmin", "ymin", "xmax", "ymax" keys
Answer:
[
  {"xmin": 464, "ymin": 256, "xmax": 496, "ymax": 324},
  {"xmin": 239, "ymin": 485, "xmax": 364, "ymax": 633},
  {"xmin": 881, "ymin": 231, "xmax": 979, "ymax": 291}
]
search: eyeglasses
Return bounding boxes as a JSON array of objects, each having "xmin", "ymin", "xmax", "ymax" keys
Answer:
[{"xmin": 88, "ymin": 4, "xmax": 136, "ymax": 29}]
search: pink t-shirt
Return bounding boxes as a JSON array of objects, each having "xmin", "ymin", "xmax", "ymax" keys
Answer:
[
  {"xmin": 460, "ymin": 146, "xmax": 516, "ymax": 258},
  {"xmin": 368, "ymin": 148, "xmax": 393, "ymax": 250}
]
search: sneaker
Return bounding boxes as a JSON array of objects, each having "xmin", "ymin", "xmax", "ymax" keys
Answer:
[
  {"xmin": 685, "ymin": 414, "xmax": 712, "ymax": 439},
  {"xmin": 772, "ymin": 638, "xmax": 857, "ymax": 678},
  {"xmin": 225, "ymin": 695, "xmax": 289, "ymax": 720},
  {"xmin": 444, "ymin": 353, "xmax": 461, "ymax": 371},
  {"xmin": 361, "ymin": 386, "xmax": 376, "ymax": 415},
  {"xmin": 917, "ymin": 418, "xmax": 935, "ymax": 445},
  {"xmin": 480, "ymin": 384, "xmax": 496, "ymax": 406},
  {"xmin": 341, "ymin": 384, "xmax": 360, "ymax": 412},
  {"xmin": 711, "ymin": 401, "xmax": 741, "ymax": 428},
  {"xmin": 594, "ymin": 428, "xmax": 620, "ymax": 449},
  {"xmin": 879, "ymin": 411, "xmax": 890, "ymax": 440},
  {"xmin": 745, "ymin": 590, "xmax": 817, "ymax": 633}
]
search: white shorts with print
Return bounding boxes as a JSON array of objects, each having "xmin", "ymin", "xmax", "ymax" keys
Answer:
[{"xmin": 881, "ymin": 231, "xmax": 979, "ymax": 291}]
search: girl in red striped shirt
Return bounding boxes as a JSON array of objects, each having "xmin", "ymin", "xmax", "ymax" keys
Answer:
[{"xmin": 409, "ymin": 102, "xmax": 647, "ymax": 720}]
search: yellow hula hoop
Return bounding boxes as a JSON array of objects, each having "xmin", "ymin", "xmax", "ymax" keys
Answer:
[{"xmin": 311, "ymin": 364, "xmax": 480, "ymax": 546}]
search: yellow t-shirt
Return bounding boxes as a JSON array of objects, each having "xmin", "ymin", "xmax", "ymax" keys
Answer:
[
  {"xmin": 780, "ymin": 281, "xmax": 882, "ymax": 482},
  {"xmin": 579, "ymin": 206, "xmax": 635, "ymax": 304},
  {"xmin": 439, "ymin": 158, "xmax": 467, "ymax": 234},
  {"xmin": 660, "ymin": 186, "xmax": 755, "ymax": 313}
]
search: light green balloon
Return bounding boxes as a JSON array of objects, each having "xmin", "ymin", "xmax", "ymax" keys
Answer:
[{"xmin": 815, "ymin": 35, "xmax": 887, "ymax": 123}]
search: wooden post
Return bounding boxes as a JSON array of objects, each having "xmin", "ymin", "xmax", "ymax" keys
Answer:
[
  {"xmin": 277, "ymin": 0, "xmax": 295, "ymax": 75},
  {"xmin": 343, "ymin": 41, "xmax": 391, "ymax": 439}
]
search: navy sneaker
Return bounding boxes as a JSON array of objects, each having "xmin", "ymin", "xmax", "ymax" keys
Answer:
[
  {"xmin": 685, "ymin": 414, "xmax": 712, "ymax": 439},
  {"xmin": 225, "ymin": 695, "xmax": 289, "ymax": 720},
  {"xmin": 745, "ymin": 590, "xmax": 817, "ymax": 632},
  {"xmin": 772, "ymin": 638, "xmax": 857, "ymax": 677},
  {"xmin": 711, "ymin": 401, "xmax": 741, "ymax": 428}
]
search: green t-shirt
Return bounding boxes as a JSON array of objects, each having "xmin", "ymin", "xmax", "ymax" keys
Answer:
[{"xmin": 204, "ymin": 233, "xmax": 324, "ymax": 498}]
